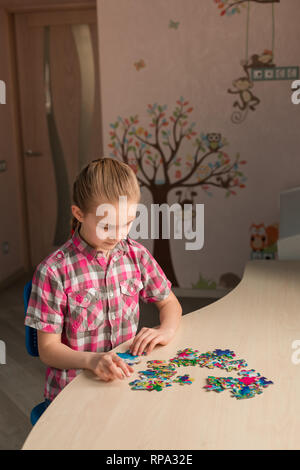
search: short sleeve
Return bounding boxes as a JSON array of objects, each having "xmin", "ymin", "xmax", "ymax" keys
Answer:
[
  {"xmin": 24, "ymin": 263, "xmax": 66, "ymax": 333},
  {"xmin": 138, "ymin": 246, "xmax": 172, "ymax": 303}
]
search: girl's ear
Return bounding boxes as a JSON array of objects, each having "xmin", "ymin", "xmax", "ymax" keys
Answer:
[{"xmin": 71, "ymin": 205, "xmax": 84, "ymax": 222}]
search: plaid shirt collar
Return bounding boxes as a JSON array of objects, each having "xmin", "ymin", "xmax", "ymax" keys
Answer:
[{"xmin": 72, "ymin": 226, "xmax": 128, "ymax": 260}]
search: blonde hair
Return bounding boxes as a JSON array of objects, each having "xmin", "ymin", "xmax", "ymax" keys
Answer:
[{"xmin": 71, "ymin": 157, "xmax": 141, "ymax": 233}]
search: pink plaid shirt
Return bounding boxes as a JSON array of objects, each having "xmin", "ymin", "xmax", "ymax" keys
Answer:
[{"xmin": 25, "ymin": 227, "xmax": 172, "ymax": 401}]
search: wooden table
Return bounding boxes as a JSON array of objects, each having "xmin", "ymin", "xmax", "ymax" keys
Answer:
[{"xmin": 22, "ymin": 260, "xmax": 300, "ymax": 450}]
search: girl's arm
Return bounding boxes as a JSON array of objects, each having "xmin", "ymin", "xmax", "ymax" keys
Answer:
[
  {"xmin": 130, "ymin": 291, "xmax": 182, "ymax": 356},
  {"xmin": 155, "ymin": 291, "xmax": 182, "ymax": 334},
  {"xmin": 37, "ymin": 331, "xmax": 134, "ymax": 380},
  {"xmin": 37, "ymin": 330, "xmax": 95, "ymax": 370}
]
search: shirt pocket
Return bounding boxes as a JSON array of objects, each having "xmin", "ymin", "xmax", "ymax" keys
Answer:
[
  {"xmin": 66, "ymin": 288, "xmax": 104, "ymax": 332},
  {"xmin": 120, "ymin": 278, "xmax": 143, "ymax": 320}
]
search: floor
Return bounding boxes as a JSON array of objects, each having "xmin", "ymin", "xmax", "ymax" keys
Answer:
[{"xmin": 0, "ymin": 273, "xmax": 216, "ymax": 450}]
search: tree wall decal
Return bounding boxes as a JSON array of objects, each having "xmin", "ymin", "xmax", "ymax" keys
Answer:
[{"xmin": 108, "ymin": 97, "xmax": 247, "ymax": 287}]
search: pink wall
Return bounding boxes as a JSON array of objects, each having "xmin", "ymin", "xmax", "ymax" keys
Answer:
[
  {"xmin": 97, "ymin": 0, "xmax": 300, "ymax": 290},
  {"xmin": 1, "ymin": 0, "xmax": 299, "ymax": 289}
]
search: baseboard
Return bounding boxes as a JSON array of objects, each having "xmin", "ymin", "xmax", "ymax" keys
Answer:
[{"xmin": 172, "ymin": 287, "xmax": 231, "ymax": 299}]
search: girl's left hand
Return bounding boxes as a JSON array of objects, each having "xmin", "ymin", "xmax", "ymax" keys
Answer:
[{"xmin": 129, "ymin": 326, "xmax": 175, "ymax": 356}]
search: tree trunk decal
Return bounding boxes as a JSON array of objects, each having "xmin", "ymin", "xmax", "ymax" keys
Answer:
[{"xmin": 108, "ymin": 97, "xmax": 247, "ymax": 287}]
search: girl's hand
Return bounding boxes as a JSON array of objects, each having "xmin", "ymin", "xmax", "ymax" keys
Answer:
[
  {"xmin": 87, "ymin": 352, "xmax": 134, "ymax": 382},
  {"xmin": 129, "ymin": 326, "xmax": 175, "ymax": 356}
]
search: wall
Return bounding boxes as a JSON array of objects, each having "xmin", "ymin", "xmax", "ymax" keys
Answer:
[{"xmin": 97, "ymin": 0, "xmax": 300, "ymax": 291}]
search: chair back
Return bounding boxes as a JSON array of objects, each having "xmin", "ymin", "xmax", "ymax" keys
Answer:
[{"xmin": 23, "ymin": 280, "xmax": 39, "ymax": 357}]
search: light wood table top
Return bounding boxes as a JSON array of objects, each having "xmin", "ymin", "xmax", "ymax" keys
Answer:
[{"xmin": 22, "ymin": 260, "xmax": 300, "ymax": 450}]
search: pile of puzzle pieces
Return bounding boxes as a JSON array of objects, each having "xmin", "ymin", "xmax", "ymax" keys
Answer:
[
  {"xmin": 169, "ymin": 348, "xmax": 248, "ymax": 372},
  {"xmin": 128, "ymin": 358, "xmax": 194, "ymax": 392},
  {"xmin": 116, "ymin": 348, "xmax": 273, "ymax": 399},
  {"xmin": 204, "ymin": 369, "xmax": 274, "ymax": 400}
]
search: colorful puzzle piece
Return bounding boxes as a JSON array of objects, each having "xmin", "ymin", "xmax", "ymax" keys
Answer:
[
  {"xmin": 169, "ymin": 348, "xmax": 201, "ymax": 367},
  {"xmin": 172, "ymin": 374, "xmax": 194, "ymax": 386},
  {"xmin": 129, "ymin": 377, "xmax": 173, "ymax": 392}
]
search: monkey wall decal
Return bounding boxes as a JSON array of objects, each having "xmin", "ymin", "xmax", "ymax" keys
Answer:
[
  {"xmin": 228, "ymin": 50, "xmax": 276, "ymax": 123},
  {"xmin": 216, "ymin": 0, "xmax": 281, "ymax": 124},
  {"xmin": 228, "ymin": 76, "xmax": 260, "ymax": 111},
  {"xmin": 228, "ymin": 50, "xmax": 275, "ymax": 123},
  {"xmin": 228, "ymin": 60, "xmax": 261, "ymax": 124},
  {"xmin": 244, "ymin": 49, "xmax": 276, "ymax": 69}
]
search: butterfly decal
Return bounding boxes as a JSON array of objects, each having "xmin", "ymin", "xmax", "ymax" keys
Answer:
[
  {"xmin": 134, "ymin": 59, "xmax": 146, "ymax": 71},
  {"xmin": 169, "ymin": 19, "xmax": 180, "ymax": 29}
]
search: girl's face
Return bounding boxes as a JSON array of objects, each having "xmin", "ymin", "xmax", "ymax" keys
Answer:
[{"xmin": 72, "ymin": 197, "xmax": 138, "ymax": 252}]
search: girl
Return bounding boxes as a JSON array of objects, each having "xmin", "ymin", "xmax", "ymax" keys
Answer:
[{"xmin": 25, "ymin": 157, "xmax": 182, "ymax": 404}]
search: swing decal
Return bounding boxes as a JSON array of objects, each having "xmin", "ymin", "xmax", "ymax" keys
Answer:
[
  {"xmin": 214, "ymin": 0, "xmax": 299, "ymax": 123},
  {"xmin": 250, "ymin": 65, "xmax": 299, "ymax": 83}
]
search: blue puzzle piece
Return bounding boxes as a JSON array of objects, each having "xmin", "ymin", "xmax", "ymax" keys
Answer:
[
  {"xmin": 213, "ymin": 349, "xmax": 235, "ymax": 358},
  {"xmin": 258, "ymin": 377, "xmax": 274, "ymax": 387},
  {"xmin": 117, "ymin": 350, "xmax": 141, "ymax": 365}
]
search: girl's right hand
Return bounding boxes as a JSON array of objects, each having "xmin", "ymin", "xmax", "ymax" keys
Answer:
[{"xmin": 87, "ymin": 352, "xmax": 134, "ymax": 382}]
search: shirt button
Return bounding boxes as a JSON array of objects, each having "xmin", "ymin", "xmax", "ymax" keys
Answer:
[{"xmin": 109, "ymin": 292, "xmax": 114, "ymax": 298}]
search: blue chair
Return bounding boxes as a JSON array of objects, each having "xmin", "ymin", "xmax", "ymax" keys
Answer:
[{"xmin": 23, "ymin": 280, "xmax": 50, "ymax": 425}]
